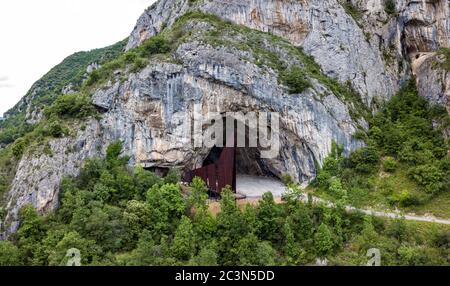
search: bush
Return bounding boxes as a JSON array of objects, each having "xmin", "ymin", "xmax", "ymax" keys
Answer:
[
  {"xmin": 384, "ymin": 0, "xmax": 396, "ymax": 15},
  {"xmin": 85, "ymin": 70, "xmax": 101, "ymax": 86},
  {"xmin": 388, "ymin": 190, "xmax": 421, "ymax": 207},
  {"xmin": 282, "ymin": 66, "xmax": 312, "ymax": 94},
  {"xmin": 85, "ymin": 36, "xmax": 170, "ymax": 87},
  {"xmin": 45, "ymin": 121, "xmax": 67, "ymax": 138},
  {"xmin": 131, "ymin": 58, "xmax": 147, "ymax": 73},
  {"xmin": 106, "ymin": 141, "xmax": 123, "ymax": 161},
  {"xmin": 45, "ymin": 93, "xmax": 95, "ymax": 119},
  {"xmin": 409, "ymin": 164, "xmax": 445, "ymax": 194},
  {"xmin": 139, "ymin": 35, "xmax": 171, "ymax": 58},
  {"xmin": 382, "ymin": 157, "xmax": 398, "ymax": 173},
  {"xmin": 0, "ymin": 241, "xmax": 22, "ymax": 266},
  {"xmin": 12, "ymin": 138, "xmax": 26, "ymax": 158},
  {"xmin": 164, "ymin": 169, "xmax": 181, "ymax": 185},
  {"xmin": 348, "ymin": 146, "xmax": 380, "ymax": 174},
  {"xmin": 328, "ymin": 178, "xmax": 348, "ymax": 200}
]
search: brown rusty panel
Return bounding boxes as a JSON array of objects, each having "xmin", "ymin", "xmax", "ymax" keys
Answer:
[
  {"xmin": 194, "ymin": 167, "xmax": 207, "ymax": 183},
  {"xmin": 184, "ymin": 132, "xmax": 237, "ymax": 194},
  {"xmin": 207, "ymin": 164, "xmax": 217, "ymax": 191},
  {"xmin": 216, "ymin": 148, "xmax": 234, "ymax": 193}
]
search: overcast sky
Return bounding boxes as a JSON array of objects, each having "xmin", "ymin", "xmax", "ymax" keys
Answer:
[{"xmin": 0, "ymin": 0, "xmax": 156, "ymax": 116}]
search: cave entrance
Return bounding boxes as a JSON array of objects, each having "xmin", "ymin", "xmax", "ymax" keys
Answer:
[{"xmin": 183, "ymin": 116, "xmax": 280, "ymax": 198}]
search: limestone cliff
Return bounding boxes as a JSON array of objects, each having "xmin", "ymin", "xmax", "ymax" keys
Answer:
[{"xmin": 1, "ymin": 0, "xmax": 449, "ymax": 237}]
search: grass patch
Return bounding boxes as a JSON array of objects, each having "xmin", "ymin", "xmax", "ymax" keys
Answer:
[
  {"xmin": 84, "ymin": 35, "xmax": 171, "ymax": 88},
  {"xmin": 437, "ymin": 48, "xmax": 450, "ymax": 71},
  {"xmin": 339, "ymin": 0, "xmax": 363, "ymax": 23}
]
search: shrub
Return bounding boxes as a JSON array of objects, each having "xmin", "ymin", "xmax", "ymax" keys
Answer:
[
  {"xmin": 382, "ymin": 157, "xmax": 398, "ymax": 173},
  {"xmin": 46, "ymin": 121, "xmax": 67, "ymax": 138},
  {"xmin": 282, "ymin": 174, "xmax": 294, "ymax": 186},
  {"xmin": 123, "ymin": 51, "xmax": 138, "ymax": 64},
  {"xmin": 409, "ymin": 164, "xmax": 445, "ymax": 194},
  {"xmin": 164, "ymin": 169, "xmax": 181, "ymax": 185},
  {"xmin": 384, "ymin": 0, "xmax": 396, "ymax": 15},
  {"xmin": 106, "ymin": 141, "xmax": 123, "ymax": 161},
  {"xmin": 348, "ymin": 146, "xmax": 380, "ymax": 174},
  {"xmin": 0, "ymin": 241, "xmax": 22, "ymax": 266},
  {"xmin": 139, "ymin": 35, "xmax": 171, "ymax": 58},
  {"xmin": 131, "ymin": 58, "xmax": 147, "ymax": 73},
  {"xmin": 45, "ymin": 93, "xmax": 95, "ymax": 119},
  {"xmin": 328, "ymin": 178, "xmax": 348, "ymax": 200},
  {"xmin": 282, "ymin": 66, "xmax": 312, "ymax": 94},
  {"xmin": 388, "ymin": 190, "xmax": 421, "ymax": 207},
  {"xmin": 12, "ymin": 138, "xmax": 26, "ymax": 158},
  {"xmin": 314, "ymin": 223, "xmax": 334, "ymax": 257},
  {"xmin": 85, "ymin": 70, "xmax": 100, "ymax": 86},
  {"xmin": 85, "ymin": 36, "xmax": 170, "ymax": 87}
]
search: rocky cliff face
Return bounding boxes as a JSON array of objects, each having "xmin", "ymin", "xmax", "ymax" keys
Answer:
[
  {"xmin": 128, "ymin": 0, "xmax": 449, "ymax": 107},
  {"xmin": 1, "ymin": 0, "xmax": 449, "ymax": 237},
  {"xmin": 350, "ymin": 0, "xmax": 450, "ymax": 110}
]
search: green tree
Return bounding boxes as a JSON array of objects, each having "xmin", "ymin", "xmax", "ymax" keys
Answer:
[
  {"xmin": 188, "ymin": 242, "xmax": 219, "ymax": 266},
  {"xmin": 146, "ymin": 184, "xmax": 186, "ymax": 236},
  {"xmin": 236, "ymin": 233, "xmax": 276, "ymax": 266},
  {"xmin": 16, "ymin": 205, "xmax": 48, "ymax": 264},
  {"xmin": 0, "ymin": 241, "xmax": 22, "ymax": 266},
  {"xmin": 117, "ymin": 230, "xmax": 157, "ymax": 266},
  {"xmin": 133, "ymin": 167, "xmax": 162, "ymax": 200},
  {"xmin": 48, "ymin": 231, "xmax": 100, "ymax": 266},
  {"xmin": 257, "ymin": 192, "xmax": 282, "ymax": 242},
  {"xmin": 171, "ymin": 216, "xmax": 196, "ymax": 261},
  {"xmin": 124, "ymin": 200, "xmax": 152, "ymax": 246},
  {"xmin": 188, "ymin": 177, "xmax": 209, "ymax": 210},
  {"xmin": 71, "ymin": 203, "xmax": 129, "ymax": 252},
  {"xmin": 216, "ymin": 188, "xmax": 250, "ymax": 265},
  {"xmin": 286, "ymin": 202, "xmax": 314, "ymax": 242},
  {"xmin": 192, "ymin": 207, "xmax": 217, "ymax": 248},
  {"xmin": 164, "ymin": 168, "xmax": 181, "ymax": 185},
  {"xmin": 314, "ymin": 223, "xmax": 334, "ymax": 257},
  {"xmin": 106, "ymin": 141, "xmax": 123, "ymax": 161},
  {"xmin": 282, "ymin": 219, "xmax": 307, "ymax": 265}
]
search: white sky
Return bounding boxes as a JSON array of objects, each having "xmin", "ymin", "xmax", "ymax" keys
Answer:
[{"xmin": 0, "ymin": 0, "xmax": 156, "ymax": 116}]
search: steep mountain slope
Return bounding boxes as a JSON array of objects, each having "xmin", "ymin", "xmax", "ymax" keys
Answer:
[
  {"xmin": 1, "ymin": 0, "xmax": 449, "ymax": 239},
  {"xmin": 0, "ymin": 39, "xmax": 126, "ymax": 147}
]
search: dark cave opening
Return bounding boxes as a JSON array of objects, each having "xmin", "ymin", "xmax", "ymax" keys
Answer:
[{"xmin": 201, "ymin": 116, "xmax": 276, "ymax": 178}]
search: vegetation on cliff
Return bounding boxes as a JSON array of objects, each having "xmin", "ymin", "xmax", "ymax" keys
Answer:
[
  {"xmin": 0, "ymin": 9, "xmax": 449, "ymax": 267},
  {"xmin": 0, "ymin": 39, "xmax": 126, "ymax": 148},
  {"xmin": 0, "ymin": 142, "xmax": 448, "ymax": 266},
  {"xmin": 312, "ymin": 80, "xmax": 450, "ymax": 218}
]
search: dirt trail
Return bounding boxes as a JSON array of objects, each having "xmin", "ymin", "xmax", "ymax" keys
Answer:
[
  {"xmin": 234, "ymin": 175, "xmax": 450, "ymax": 225},
  {"xmin": 297, "ymin": 193, "xmax": 450, "ymax": 226}
]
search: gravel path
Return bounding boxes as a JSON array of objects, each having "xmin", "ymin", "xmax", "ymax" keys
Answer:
[{"xmin": 236, "ymin": 175, "xmax": 450, "ymax": 225}]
